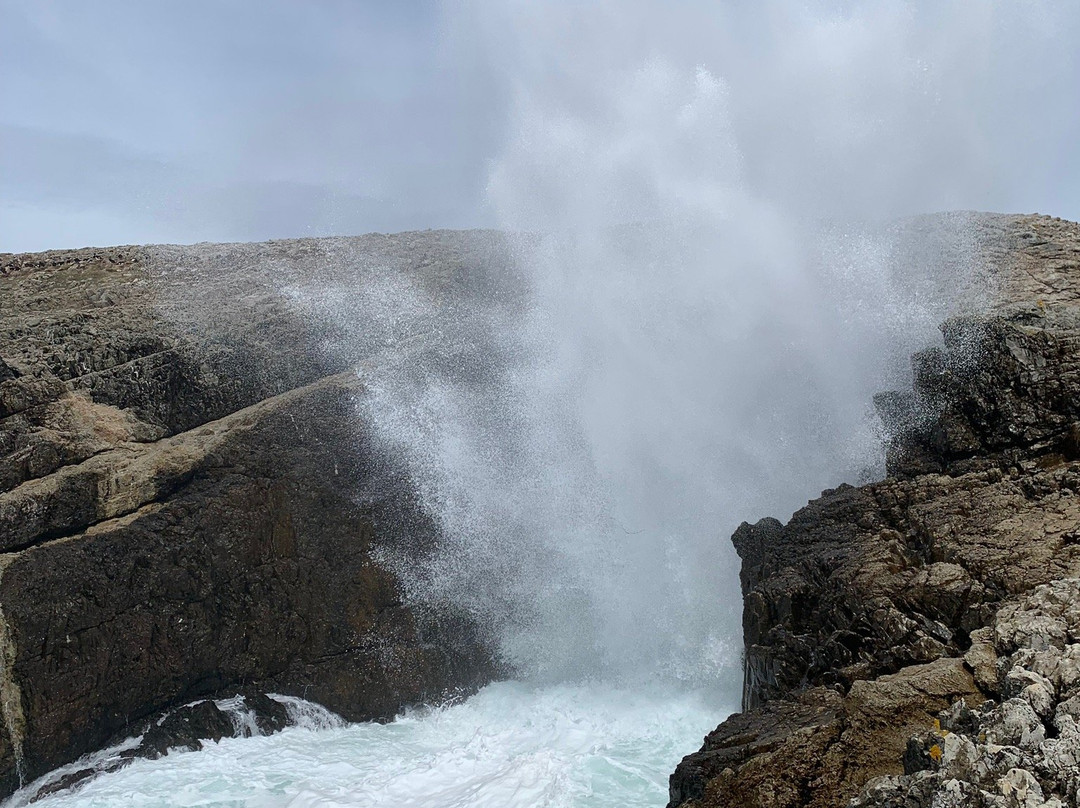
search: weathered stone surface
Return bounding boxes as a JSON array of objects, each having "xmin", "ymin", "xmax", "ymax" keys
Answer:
[
  {"xmin": 670, "ymin": 214, "xmax": 1080, "ymax": 808},
  {"xmin": 669, "ymin": 687, "xmax": 845, "ymax": 808},
  {"xmin": 0, "ymin": 232, "xmax": 515, "ymax": 797},
  {"xmin": 850, "ymin": 580, "xmax": 1080, "ymax": 807},
  {"xmin": 671, "ymin": 659, "xmax": 980, "ymax": 808}
]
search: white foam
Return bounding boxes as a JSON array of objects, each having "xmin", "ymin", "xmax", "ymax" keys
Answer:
[
  {"xmin": 268, "ymin": 695, "xmax": 348, "ymax": 732},
  {"xmin": 20, "ymin": 682, "xmax": 729, "ymax": 808}
]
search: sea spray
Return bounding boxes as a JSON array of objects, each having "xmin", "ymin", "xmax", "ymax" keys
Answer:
[
  {"xmin": 134, "ymin": 0, "xmax": 1050, "ymax": 698},
  {"xmin": 342, "ymin": 10, "xmax": 997, "ymax": 687}
]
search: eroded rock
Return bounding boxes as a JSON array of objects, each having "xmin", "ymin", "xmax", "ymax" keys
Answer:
[
  {"xmin": 850, "ymin": 581, "xmax": 1080, "ymax": 807},
  {"xmin": 671, "ymin": 214, "xmax": 1080, "ymax": 808}
]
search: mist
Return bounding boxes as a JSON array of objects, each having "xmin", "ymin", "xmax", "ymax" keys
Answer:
[
  {"xmin": 6, "ymin": 0, "xmax": 1079, "ymax": 689},
  {"xmin": 248, "ymin": 1, "xmax": 1080, "ymax": 691}
]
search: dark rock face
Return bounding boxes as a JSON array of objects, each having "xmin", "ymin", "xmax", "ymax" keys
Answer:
[
  {"xmin": 138, "ymin": 700, "xmax": 239, "ymax": 758},
  {"xmin": 0, "ymin": 233, "xmax": 514, "ymax": 798},
  {"xmin": 670, "ymin": 214, "xmax": 1080, "ymax": 808}
]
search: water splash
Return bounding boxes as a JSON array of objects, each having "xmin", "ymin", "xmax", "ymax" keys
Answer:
[
  {"xmin": 2, "ymin": 695, "xmax": 348, "ymax": 807},
  {"xmin": 20, "ymin": 683, "xmax": 727, "ymax": 808},
  {"xmin": 270, "ymin": 695, "xmax": 348, "ymax": 732},
  {"xmin": 346, "ymin": 7, "xmax": 1003, "ymax": 687},
  {"xmin": 137, "ymin": 0, "xmax": 1063, "ymax": 702}
]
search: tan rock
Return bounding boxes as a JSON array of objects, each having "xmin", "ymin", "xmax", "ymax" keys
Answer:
[{"xmin": 671, "ymin": 216, "xmax": 1080, "ymax": 808}]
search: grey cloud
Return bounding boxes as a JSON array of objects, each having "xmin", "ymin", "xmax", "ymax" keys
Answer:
[
  {"xmin": 1, "ymin": 0, "xmax": 505, "ymax": 251},
  {"xmin": 2, "ymin": 0, "xmax": 1079, "ymax": 252}
]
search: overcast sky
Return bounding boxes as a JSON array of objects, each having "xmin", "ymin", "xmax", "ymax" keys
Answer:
[
  {"xmin": 2, "ymin": 1, "xmax": 1079, "ymax": 252},
  {"xmin": 1, "ymin": 0, "xmax": 511, "ymax": 250}
]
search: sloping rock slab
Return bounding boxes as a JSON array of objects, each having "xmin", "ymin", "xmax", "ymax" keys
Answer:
[
  {"xmin": 0, "ymin": 233, "xmax": 516, "ymax": 797},
  {"xmin": 0, "ymin": 373, "xmax": 497, "ymax": 794}
]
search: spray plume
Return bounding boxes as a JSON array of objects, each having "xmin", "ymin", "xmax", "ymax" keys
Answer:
[{"xmin": 292, "ymin": 1, "xmax": 1079, "ymax": 691}]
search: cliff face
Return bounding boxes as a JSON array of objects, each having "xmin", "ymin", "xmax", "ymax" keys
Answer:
[
  {"xmin": 670, "ymin": 214, "xmax": 1080, "ymax": 808},
  {"xmin": 0, "ymin": 232, "xmax": 513, "ymax": 797}
]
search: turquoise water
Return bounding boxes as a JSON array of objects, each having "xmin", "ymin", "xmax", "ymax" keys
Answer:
[{"xmin": 14, "ymin": 682, "xmax": 730, "ymax": 808}]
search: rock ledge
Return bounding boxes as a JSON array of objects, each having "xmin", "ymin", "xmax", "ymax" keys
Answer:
[{"xmin": 0, "ymin": 231, "xmax": 512, "ymax": 797}]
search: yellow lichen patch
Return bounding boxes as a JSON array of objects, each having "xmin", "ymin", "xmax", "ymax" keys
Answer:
[{"xmin": 929, "ymin": 744, "xmax": 943, "ymax": 762}]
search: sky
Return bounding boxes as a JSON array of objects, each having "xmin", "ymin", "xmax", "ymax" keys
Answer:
[
  {"xmin": 2, "ymin": 0, "xmax": 1079, "ymax": 252},
  {"xmin": 0, "ymin": 0, "xmax": 509, "ymax": 250}
]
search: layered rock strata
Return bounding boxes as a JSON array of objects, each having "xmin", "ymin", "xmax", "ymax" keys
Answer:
[
  {"xmin": 670, "ymin": 214, "xmax": 1080, "ymax": 808},
  {"xmin": 0, "ymin": 232, "xmax": 513, "ymax": 797}
]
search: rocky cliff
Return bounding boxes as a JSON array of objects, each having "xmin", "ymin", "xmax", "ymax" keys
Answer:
[
  {"xmin": 0, "ymin": 232, "xmax": 515, "ymax": 798},
  {"xmin": 670, "ymin": 214, "xmax": 1080, "ymax": 807}
]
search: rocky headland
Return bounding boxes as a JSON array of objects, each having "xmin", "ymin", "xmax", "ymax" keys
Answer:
[
  {"xmin": 0, "ymin": 231, "xmax": 518, "ymax": 799},
  {"xmin": 4, "ymin": 214, "xmax": 1080, "ymax": 806},
  {"xmin": 669, "ymin": 214, "xmax": 1080, "ymax": 807}
]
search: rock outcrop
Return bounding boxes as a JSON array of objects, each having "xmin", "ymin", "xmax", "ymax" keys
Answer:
[
  {"xmin": 853, "ymin": 578, "xmax": 1080, "ymax": 808},
  {"xmin": 0, "ymin": 232, "xmax": 515, "ymax": 798},
  {"xmin": 23, "ymin": 691, "xmax": 299, "ymax": 801},
  {"xmin": 670, "ymin": 214, "xmax": 1080, "ymax": 808}
]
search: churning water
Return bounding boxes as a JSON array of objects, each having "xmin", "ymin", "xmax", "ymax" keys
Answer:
[{"xmin": 18, "ymin": 684, "xmax": 728, "ymax": 808}]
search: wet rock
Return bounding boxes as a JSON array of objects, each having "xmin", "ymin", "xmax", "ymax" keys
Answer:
[
  {"xmin": 19, "ymin": 693, "xmax": 307, "ymax": 802},
  {"xmin": 28, "ymin": 766, "xmax": 117, "ymax": 803},
  {"xmin": 671, "ymin": 214, "xmax": 1080, "ymax": 808},
  {"xmin": 668, "ymin": 688, "xmax": 845, "ymax": 808},
  {"xmin": 138, "ymin": 701, "xmax": 236, "ymax": 758},
  {"xmin": 244, "ymin": 692, "xmax": 291, "ymax": 735},
  {"xmin": 127, "ymin": 694, "xmax": 289, "ymax": 759},
  {"xmin": 0, "ymin": 233, "xmax": 516, "ymax": 797}
]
